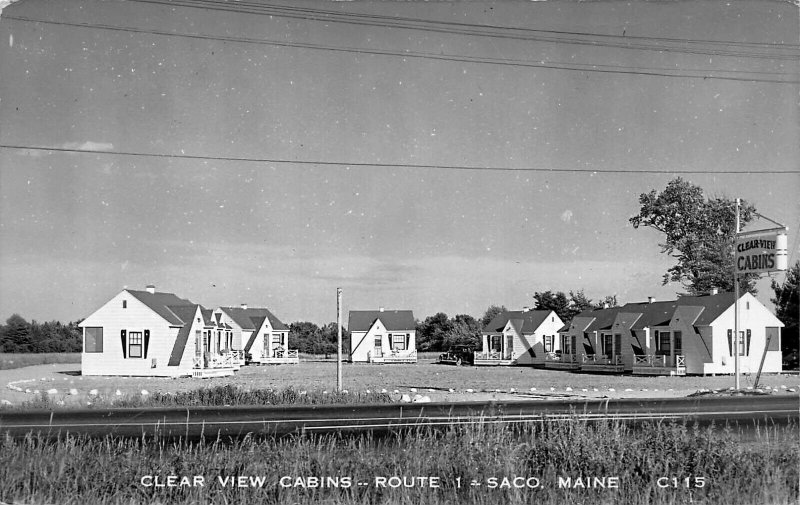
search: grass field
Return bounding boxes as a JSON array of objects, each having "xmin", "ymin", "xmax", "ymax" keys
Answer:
[
  {"xmin": 2, "ymin": 359, "xmax": 798, "ymax": 408},
  {"xmin": 1, "ymin": 417, "xmax": 796, "ymax": 505},
  {"xmin": 0, "ymin": 353, "xmax": 81, "ymax": 370}
]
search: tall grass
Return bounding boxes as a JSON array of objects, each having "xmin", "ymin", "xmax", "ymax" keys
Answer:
[
  {"xmin": 1, "ymin": 418, "xmax": 796, "ymax": 505},
  {"xmin": 0, "ymin": 352, "xmax": 81, "ymax": 370},
  {"xmin": 16, "ymin": 385, "xmax": 394, "ymax": 409}
]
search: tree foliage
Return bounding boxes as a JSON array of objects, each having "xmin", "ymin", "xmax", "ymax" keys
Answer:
[
  {"xmin": 0, "ymin": 315, "xmax": 83, "ymax": 353},
  {"xmin": 288, "ymin": 321, "xmax": 347, "ymax": 356},
  {"xmin": 480, "ymin": 305, "xmax": 507, "ymax": 328},
  {"xmin": 630, "ymin": 177, "xmax": 758, "ymax": 295},
  {"xmin": 772, "ymin": 261, "xmax": 799, "ymax": 352}
]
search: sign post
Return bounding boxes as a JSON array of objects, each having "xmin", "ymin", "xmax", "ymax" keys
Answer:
[
  {"xmin": 732, "ymin": 203, "xmax": 788, "ymax": 390},
  {"xmin": 337, "ymin": 287, "xmax": 343, "ymax": 391}
]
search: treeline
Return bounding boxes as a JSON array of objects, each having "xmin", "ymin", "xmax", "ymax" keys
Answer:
[
  {"xmin": 0, "ymin": 314, "xmax": 83, "ymax": 353},
  {"xmin": 288, "ymin": 322, "xmax": 350, "ymax": 356}
]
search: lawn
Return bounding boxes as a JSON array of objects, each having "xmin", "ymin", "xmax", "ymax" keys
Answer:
[
  {"xmin": 3, "ymin": 358, "xmax": 797, "ymax": 407},
  {"xmin": 0, "ymin": 353, "xmax": 81, "ymax": 370}
]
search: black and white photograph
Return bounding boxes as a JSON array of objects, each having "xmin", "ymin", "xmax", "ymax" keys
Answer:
[{"xmin": 0, "ymin": 0, "xmax": 798, "ymax": 503}]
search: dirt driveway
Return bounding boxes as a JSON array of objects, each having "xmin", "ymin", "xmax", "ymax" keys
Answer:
[{"xmin": 2, "ymin": 360, "xmax": 798, "ymax": 406}]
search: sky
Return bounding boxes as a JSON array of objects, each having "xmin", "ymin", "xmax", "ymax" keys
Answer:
[{"xmin": 0, "ymin": 0, "xmax": 798, "ymax": 326}]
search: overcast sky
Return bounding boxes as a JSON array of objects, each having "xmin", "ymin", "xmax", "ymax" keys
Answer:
[{"xmin": 1, "ymin": 0, "xmax": 798, "ymax": 325}]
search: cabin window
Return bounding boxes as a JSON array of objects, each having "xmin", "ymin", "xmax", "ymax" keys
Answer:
[
  {"xmin": 601, "ymin": 333, "xmax": 613, "ymax": 356},
  {"xmin": 195, "ymin": 331, "xmax": 202, "ymax": 357},
  {"xmin": 561, "ymin": 335, "xmax": 571, "ymax": 355},
  {"xmin": 391, "ymin": 334, "xmax": 406, "ymax": 350},
  {"xmin": 766, "ymin": 327, "xmax": 780, "ymax": 351},
  {"xmin": 674, "ymin": 331, "xmax": 682, "ymax": 355},
  {"xmin": 128, "ymin": 331, "xmax": 143, "ymax": 358},
  {"xmin": 84, "ymin": 327, "xmax": 103, "ymax": 353},
  {"xmin": 544, "ymin": 335, "xmax": 554, "ymax": 353},
  {"xmin": 490, "ymin": 335, "xmax": 502, "ymax": 352},
  {"xmin": 657, "ymin": 331, "xmax": 671, "ymax": 355},
  {"xmin": 122, "ymin": 300, "xmax": 127, "ymax": 309}
]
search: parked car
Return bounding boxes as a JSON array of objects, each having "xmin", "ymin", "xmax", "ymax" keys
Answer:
[{"xmin": 437, "ymin": 345, "xmax": 475, "ymax": 366}]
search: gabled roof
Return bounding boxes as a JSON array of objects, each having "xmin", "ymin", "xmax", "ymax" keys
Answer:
[
  {"xmin": 219, "ymin": 307, "xmax": 288, "ymax": 331},
  {"xmin": 167, "ymin": 305, "xmax": 201, "ymax": 367},
  {"xmin": 584, "ymin": 306, "xmax": 625, "ymax": 332},
  {"xmin": 627, "ymin": 292, "xmax": 738, "ymax": 330},
  {"xmin": 126, "ymin": 289, "xmax": 195, "ymax": 325},
  {"xmin": 201, "ymin": 308, "xmax": 215, "ymax": 327},
  {"xmin": 243, "ymin": 315, "xmax": 268, "ymax": 352},
  {"xmin": 483, "ymin": 310, "xmax": 554, "ymax": 334},
  {"xmin": 348, "ymin": 310, "xmax": 416, "ymax": 332}
]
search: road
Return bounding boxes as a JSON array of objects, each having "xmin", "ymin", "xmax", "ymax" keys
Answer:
[{"xmin": 0, "ymin": 395, "xmax": 796, "ymax": 441}]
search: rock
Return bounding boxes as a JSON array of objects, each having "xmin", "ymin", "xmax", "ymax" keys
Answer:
[
  {"xmin": 380, "ymin": 389, "xmax": 387, "ymax": 394},
  {"xmin": 624, "ymin": 388, "xmax": 633, "ymax": 392},
  {"xmin": 141, "ymin": 390, "xmax": 149, "ymax": 396},
  {"xmin": 410, "ymin": 388, "xmax": 417, "ymax": 393},
  {"xmin": 413, "ymin": 395, "xmax": 431, "ymax": 403},
  {"xmin": 466, "ymin": 388, "xmax": 474, "ymax": 393},
  {"xmin": 1, "ymin": 399, "xmax": 12, "ymax": 406},
  {"xmin": 530, "ymin": 388, "xmax": 537, "ymax": 392},
  {"xmin": 69, "ymin": 389, "xmax": 79, "ymax": 396},
  {"xmin": 89, "ymin": 389, "xmax": 99, "ymax": 396},
  {"xmin": 46, "ymin": 388, "xmax": 58, "ymax": 395},
  {"xmin": 115, "ymin": 390, "xmax": 122, "ymax": 396},
  {"xmin": 400, "ymin": 394, "xmax": 411, "ymax": 403},
  {"xmin": 448, "ymin": 388, "xmax": 455, "ymax": 393},
  {"xmin": 608, "ymin": 388, "xmax": 615, "ymax": 392},
  {"xmin": 565, "ymin": 387, "xmax": 573, "ymax": 392}
]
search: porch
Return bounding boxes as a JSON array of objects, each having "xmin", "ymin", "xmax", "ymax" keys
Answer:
[
  {"xmin": 473, "ymin": 351, "xmax": 516, "ymax": 366},
  {"xmin": 580, "ymin": 354, "xmax": 625, "ymax": 373},
  {"xmin": 544, "ymin": 352, "xmax": 580, "ymax": 371},
  {"xmin": 252, "ymin": 348, "xmax": 300, "ymax": 365},
  {"xmin": 369, "ymin": 349, "xmax": 417, "ymax": 364},
  {"xmin": 633, "ymin": 354, "xmax": 686, "ymax": 376},
  {"xmin": 191, "ymin": 352, "xmax": 238, "ymax": 378}
]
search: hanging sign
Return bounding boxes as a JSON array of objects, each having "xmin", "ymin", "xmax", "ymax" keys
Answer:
[{"xmin": 735, "ymin": 231, "xmax": 788, "ymax": 274}]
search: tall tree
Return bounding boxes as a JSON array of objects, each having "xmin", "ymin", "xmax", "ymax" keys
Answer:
[
  {"xmin": 0, "ymin": 314, "xmax": 32, "ymax": 352},
  {"xmin": 416, "ymin": 312, "xmax": 452, "ymax": 352},
  {"xmin": 445, "ymin": 314, "xmax": 481, "ymax": 349},
  {"xmin": 480, "ymin": 305, "xmax": 507, "ymax": 328},
  {"xmin": 533, "ymin": 291, "xmax": 573, "ymax": 325},
  {"xmin": 771, "ymin": 261, "xmax": 799, "ymax": 353},
  {"xmin": 630, "ymin": 177, "xmax": 758, "ymax": 295}
]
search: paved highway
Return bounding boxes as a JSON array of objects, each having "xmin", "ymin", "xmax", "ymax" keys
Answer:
[{"xmin": 0, "ymin": 395, "xmax": 796, "ymax": 441}]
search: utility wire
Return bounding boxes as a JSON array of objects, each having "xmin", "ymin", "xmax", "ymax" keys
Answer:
[
  {"xmin": 2, "ymin": 144, "xmax": 798, "ymax": 174},
  {"xmin": 4, "ymin": 15, "xmax": 799, "ymax": 84},
  {"xmin": 131, "ymin": 0, "xmax": 800, "ymax": 61}
]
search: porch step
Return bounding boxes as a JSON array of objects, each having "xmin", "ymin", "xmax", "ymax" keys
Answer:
[{"xmin": 191, "ymin": 367, "xmax": 236, "ymax": 378}]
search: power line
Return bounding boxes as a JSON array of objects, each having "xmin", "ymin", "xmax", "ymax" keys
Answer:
[
  {"xmin": 4, "ymin": 15, "xmax": 798, "ymax": 84},
  {"xmin": 2, "ymin": 144, "xmax": 798, "ymax": 174},
  {"xmin": 131, "ymin": 0, "xmax": 800, "ymax": 61}
]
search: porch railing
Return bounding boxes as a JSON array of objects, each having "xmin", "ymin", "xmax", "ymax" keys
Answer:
[
  {"xmin": 583, "ymin": 354, "xmax": 622, "ymax": 365},
  {"xmin": 545, "ymin": 352, "xmax": 576, "ymax": 363},
  {"xmin": 263, "ymin": 348, "xmax": 299, "ymax": 359},
  {"xmin": 474, "ymin": 351, "xmax": 514, "ymax": 361},
  {"xmin": 193, "ymin": 352, "xmax": 237, "ymax": 369},
  {"xmin": 634, "ymin": 354, "xmax": 685, "ymax": 368}
]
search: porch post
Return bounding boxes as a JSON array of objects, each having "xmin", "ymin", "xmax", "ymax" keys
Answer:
[{"xmin": 734, "ymin": 198, "xmax": 740, "ymax": 391}]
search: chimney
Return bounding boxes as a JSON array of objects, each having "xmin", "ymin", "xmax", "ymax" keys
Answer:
[
  {"xmin": 379, "ymin": 307, "xmax": 385, "ymax": 312},
  {"xmin": 603, "ymin": 302, "xmax": 609, "ymax": 309},
  {"xmin": 146, "ymin": 285, "xmax": 156, "ymax": 294},
  {"xmin": 241, "ymin": 303, "xmax": 248, "ymax": 310},
  {"xmin": 648, "ymin": 296, "xmax": 655, "ymax": 304},
  {"xmin": 522, "ymin": 306, "xmax": 530, "ymax": 312},
  {"xmin": 710, "ymin": 288, "xmax": 718, "ymax": 296}
]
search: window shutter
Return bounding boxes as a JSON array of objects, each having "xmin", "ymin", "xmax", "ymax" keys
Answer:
[
  {"xmin": 727, "ymin": 329, "xmax": 732, "ymax": 355},
  {"xmin": 745, "ymin": 329, "xmax": 751, "ymax": 356},
  {"xmin": 121, "ymin": 329, "xmax": 127, "ymax": 358},
  {"xmin": 144, "ymin": 329, "xmax": 150, "ymax": 358}
]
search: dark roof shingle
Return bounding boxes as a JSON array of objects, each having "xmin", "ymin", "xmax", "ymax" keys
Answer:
[{"xmin": 348, "ymin": 310, "xmax": 416, "ymax": 332}]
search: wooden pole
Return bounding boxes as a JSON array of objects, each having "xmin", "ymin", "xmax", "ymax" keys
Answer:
[
  {"xmin": 734, "ymin": 198, "xmax": 740, "ymax": 391},
  {"xmin": 337, "ymin": 287, "xmax": 343, "ymax": 391}
]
